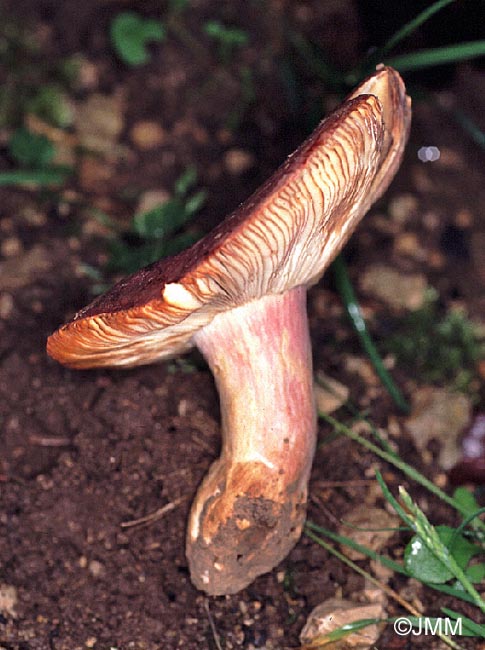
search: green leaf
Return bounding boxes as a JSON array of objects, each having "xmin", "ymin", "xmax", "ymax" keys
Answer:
[
  {"xmin": 404, "ymin": 524, "xmax": 481, "ymax": 584},
  {"xmin": 405, "ymin": 531, "xmax": 453, "ymax": 583},
  {"xmin": 26, "ymin": 85, "xmax": 73, "ymax": 128},
  {"xmin": 0, "ymin": 168, "xmax": 68, "ymax": 186},
  {"xmin": 442, "ymin": 607, "xmax": 485, "ymax": 637},
  {"xmin": 310, "ymin": 618, "xmax": 381, "ymax": 645},
  {"xmin": 203, "ymin": 20, "xmax": 248, "ymax": 62},
  {"xmin": 204, "ymin": 20, "xmax": 248, "ymax": 46},
  {"xmin": 453, "ymin": 487, "xmax": 481, "ymax": 516},
  {"xmin": 465, "ymin": 562, "xmax": 485, "ymax": 584},
  {"xmin": 169, "ymin": 0, "xmax": 190, "ymax": 12},
  {"xmin": 174, "ymin": 165, "xmax": 197, "ymax": 196},
  {"xmin": 9, "ymin": 128, "xmax": 55, "ymax": 168},
  {"xmin": 185, "ymin": 190, "xmax": 207, "ymax": 216},
  {"xmin": 163, "ymin": 231, "xmax": 201, "ymax": 257},
  {"xmin": 107, "ymin": 239, "xmax": 164, "ymax": 274},
  {"xmin": 306, "ymin": 520, "xmax": 407, "ymax": 575},
  {"xmin": 133, "ymin": 199, "xmax": 193, "ymax": 240},
  {"xmin": 110, "ymin": 12, "xmax": 165, "ymax": 67},
  {"xmin": 379, "ymin": 0, "xmax": 456, "ymax": 58},
  {"xmin": 386, "ymin": 40, "xmax": 485, "ymax": 73}
]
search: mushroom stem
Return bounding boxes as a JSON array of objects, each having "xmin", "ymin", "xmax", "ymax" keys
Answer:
[{"xmin": 188, "ymin": 285, "xmax": 316, "ymax": 594}]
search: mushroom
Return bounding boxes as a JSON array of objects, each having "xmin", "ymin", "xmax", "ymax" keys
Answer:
[{"xmin": 47, "ymin": 66, "xmax": 411, "ymax": 595}]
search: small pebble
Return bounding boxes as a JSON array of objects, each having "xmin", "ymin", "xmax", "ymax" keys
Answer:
[
  {"xmin": 0, "ymin": 293, "xmax": 14, "ymax": 318},
  {"xmin": 1, "ymin": 237, "xmax": 23, "ymax": 258},
  {"xmin": 224, "ymin": 148, "xmax": 255, "ymax": 175},
  {"xmin": 137, "ymin": 189, "xmax": 171, "ymax": 214},
  {"xmin": 130, "ymin": 121, "xmax": 166, "ymax": 150},
  {"xmin": 360, "ymin": 264, "xmax": 428, "ymax": 311},
  {"xmin": 88, "ymin": 560, "xmax": 105, "ymax": 578},
  {"xmin": 388, "ymin": 193, "xmax": 418, "ymax": 224}
]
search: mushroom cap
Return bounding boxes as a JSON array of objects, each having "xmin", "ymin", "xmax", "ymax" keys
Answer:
[{"xmin": 47, "ymin": 66, "xmax": 411, "ymax": 369}]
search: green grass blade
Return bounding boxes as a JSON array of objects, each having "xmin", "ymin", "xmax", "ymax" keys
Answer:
[
  {"xmin": 386, "ymin": 41, "xmax": 485, "ymax": 73},
  {"xmin": 430, "ymin": 583, "xmax": 481, "ymax": 606},
  {"xmin": 332, "ymin": 255, "xmax": 409, "ymax": 412},
  {"xmin": 399, "ymin": 488, "xmax": 485, "ymax": 613},
  {"xmin": 381, "ymin": 0, "xmax": 456, "ymax": 57},
  {"xmin": 306, "ymin": 520, "xmax": 408, "ymax": 575},
  {"xmin": 0, "ymin": 169, "xmax": 69, "ymax": 186},
  {"xmin": 449, "ymin": 107, "xmax": 485, "ymax": 150},
  {"xmin": 318, "ymin": 412, "xmax": 485, "ymax": 533},
  {"xmin": 305, "ymin": 526, "xmax": 465, "ymax": 649},
  {"xmin": 304, "ymin": 617, "xmax": 381, "ymax": 647},
  {"xmin": 441, "ymin": 608, "xmax": 485, "ymax": 637},
  {"xmin": 376, "ymin": 471, "xmax": 416, "ymax": 528},
  {"xmin": 288, "ymin": 31, "xmax": 343, "ymax": 89},
  {"xmin": 305, "ymin": 521, "xmax": 480, "ymax": 606},
  {"xmin": 346, "ymin": 0, "xmax": 457, "ymax": 83}
]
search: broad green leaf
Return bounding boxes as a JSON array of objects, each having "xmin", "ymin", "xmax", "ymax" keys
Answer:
[
  {"xmin": 110, "ymin": 12, "xmax": 165, "ymax": 67},
  {"xmin": 133, "ymin": 199, "xmax": 193, "ymax": 240},
  {"xmin": 162, "ymin": 231, "xmax": 201, "ymax": 257},
  {"xmin": 453, "ymin": 487, "xmax": 481, "ymax": 516},
  {"xmin": 9, "ymin": 128, "xmax": 55, "ymax": 168},
  {"xmin": 26, "ymin": 85, "xmax": 73, "ymax": 128},
  {"xmin": 404, "ymin": 526, "xmax": 479, "ymax": 584},
  {"xmin": 465, "ymin": 562, "xmax": 485, "ymax": 584}
]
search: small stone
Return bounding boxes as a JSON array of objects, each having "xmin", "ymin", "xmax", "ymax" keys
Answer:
[
  {"xmin": 300, "ymin": 598, "xmax": 384, "ymax": 648},
  {"xmin": 314, "ymin": 372, "xmax": 349, "ymax": 414},
  {"xmin": 25, "ymin": 114, "xmax": 77, "ymax": 166},
  {"xmin": 393, "ymin": 232, "xmax": 425, "ymax": 260},
  {"xmin": 1, "ymin": 237, "xmax": 23, "ymax": 257},
  {"xmin": 345, "ymin": 356, "xmax": 379, "ymax": 387},
  {"xmin": 428, "ymin": 251, "xmax": 446, "ymax": 269},
  {"xmin": 0, "ymin": 293, "xmax": 14, "ymax": 318},
  {"xmin": 405, "ymin": 387, "xmax": 471, "ymax": 469},
  {"xmin": 455, "ymin": 208, "xmax": 473, "ymax": 228},
  {"xmin": 435, "ymin": 146, "xmax": 464, "ymax": 169},
  {"xmin": 412, "ymin": 165, "xmax": 435, "ymax": 193},
  {"xmin": 20, "ymin": 205, "xmax": 47, "ymax": 226},
  {"xmin": 223, "ymin": 148, "xmax": 255, "ymax": 175},
  {"xmin": 422, "ymin": 210, "xmax": 440, "ymax": 231},
  {"xmin": 370, "ymin": 558, "xmax": 394, "ymax": 583},
  {"xmin": 338, "ymin": 506, "xmax": 399, "ymax": 560},
  {"xmin": 88, "ymin": 560, "xmax": 105, "ymax": 578},
  {"xmin": 0, "ymin": 217, "xmax": 14, "ymax": 233},
  {"xmin": 0, "ymin": 583, "xmax": 18, "ymax": 618},
  {"xmin": 136, "ymin": 189, "xmax": 171, "ymax": 214},
  {"xmin": 78, "ymin": 155, "xmax": 115, "ymax": 192},
  {"xmin": 216, "ymin": 128, "xmax": 233, "ymax": 145},
  {"xmin": 0, "ymin": 245, "xmax": 52, "ymax": 290},
  {"xmin": 172, "ymin": 119, "xmax": 208, "ymax": 144},
  {"xmin": 130, "ymin": 121, "xmax": 166, "ymax": 150},
  {"xmin": 360, "ymin": 264, "xmax": 428, "ymax": 311},
  {"xmin": 75, "ymin": 93, "xmax": 124, "ymax": 154},
  {"xmin": 76, "ymin": 57, "xmax": 100, "ymax": 91},
  {"xmin": 388, "ymin": 193, "xmax": 418, "ymax": 225}
]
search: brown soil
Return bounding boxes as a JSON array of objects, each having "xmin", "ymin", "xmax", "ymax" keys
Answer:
[{"xmin": 1, "ymin": 2, "xmax": 484, "ymax": 649}]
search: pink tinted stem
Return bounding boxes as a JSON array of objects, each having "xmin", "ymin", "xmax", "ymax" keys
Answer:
[{"xmin": 187, "ymin": 285, "xmax": 316, "ymax": 594}]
